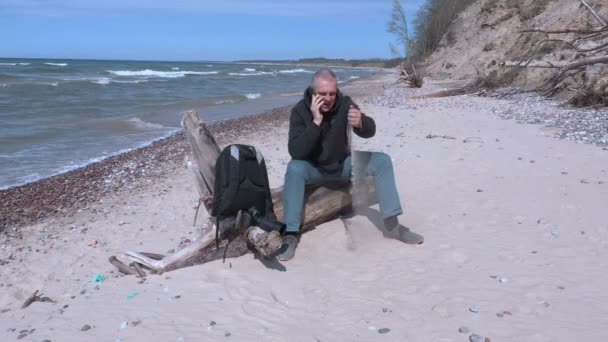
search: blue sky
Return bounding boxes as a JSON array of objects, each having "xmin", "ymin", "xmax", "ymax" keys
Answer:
[{"xmin": 0, "ymin": 0, "xmax": 423, "ymax": 61}]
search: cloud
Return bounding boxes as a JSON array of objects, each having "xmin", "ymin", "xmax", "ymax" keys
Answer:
[{"xmin": 0, "ymin": 0, "xmax": 421, "ymax": 18}]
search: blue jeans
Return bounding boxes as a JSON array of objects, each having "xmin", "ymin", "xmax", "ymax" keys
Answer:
[{"xmin": 282, "ymin": 151, "xmax": 403, "ymax": 232}]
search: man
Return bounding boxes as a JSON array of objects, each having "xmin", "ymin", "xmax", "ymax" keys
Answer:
[{"xmin": 278, "ymin": 68, "xmax": 423, "ymax": 261}]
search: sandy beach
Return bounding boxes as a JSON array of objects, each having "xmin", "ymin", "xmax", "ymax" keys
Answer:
[{"xmin": 1, "ymin": 73, "xmax": 608, "ymax": 341}]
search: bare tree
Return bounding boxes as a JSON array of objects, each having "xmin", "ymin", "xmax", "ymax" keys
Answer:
[{"xmin": 387, "ymin": 0, "xmax": 413, "ymax": 64}]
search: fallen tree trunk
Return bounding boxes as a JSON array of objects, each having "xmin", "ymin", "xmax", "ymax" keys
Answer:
[{"xmin": 115, "ymin": 111, "xmax": 376, "ymax": 274}]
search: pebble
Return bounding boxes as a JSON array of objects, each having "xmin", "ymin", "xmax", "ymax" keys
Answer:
[
  {"xmin": 120, "ymin": 321, "xmax": 128, "ymax": 329},
  {"xmin": 459, "ymin": 326, "xmax": 470, "ymax": 333},
  {"xmin": 378, "ymin": 328, "xmax": 390, "ymax": 334},
  {"xmin": 17, "ymin": 334, "xmax": 27, "ymax": 339},
  {"xmin": 81, "ymin": 325, "xmax": 91, "ymax": 331},
  {"xmin": 499, "ymin": 277, "xmax": 509, "ymax": 283},
  {"xmin": 551, "ymin": 230, "xmax": 560, "ymax": 236},
  {"xmin": 496, "ymin": 312, "xmax": 504, "ymax": 317},
  {"xmin": 469, "ymin": 307, "xmax": 480, "ymax": 313},
  {"xmin": 87, "ymin": 239, "xmax": 97, "ymax": 246},
  {"xmin": 469, "ymin": 334, "xmax": 483, "ymax": 342},
  {"xmin": 225, "ymin": 332, "xmax": 231, "ymax": 337}
]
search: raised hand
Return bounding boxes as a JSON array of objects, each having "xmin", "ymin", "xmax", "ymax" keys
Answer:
[
  {"xmin": 311, "ymin": 94, "xmax": 324, "ymax": 126},
  {"xmin": 347, "ymin": 104, "xmax": 362, "ymax": 128}
]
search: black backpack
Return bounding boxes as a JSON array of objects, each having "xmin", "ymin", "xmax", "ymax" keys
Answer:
[{"xmin": 211, "ymin": 144, "xmax": 280, "ymax": 248}]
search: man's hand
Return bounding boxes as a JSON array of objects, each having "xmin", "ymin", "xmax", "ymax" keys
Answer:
[
  {"xmin": 311, "ymin": 94, "xmax": 324, "ymax": 126},
  {"xmin": 348, "ymin": 105, "xmax": 363, "ymax": 129}
]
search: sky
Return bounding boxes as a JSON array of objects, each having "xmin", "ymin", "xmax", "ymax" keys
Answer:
[{"xmin": 0, "ymin": 0, "xmax": 423, "ymax": 61}]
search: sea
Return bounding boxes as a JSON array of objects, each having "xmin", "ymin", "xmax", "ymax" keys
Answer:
[{"xmin": 0, "ymin": 58, "xmax": 380, "ymax": 190}]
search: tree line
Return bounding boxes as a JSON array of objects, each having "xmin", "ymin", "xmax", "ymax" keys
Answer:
[{"xmin": 388, "ymin": 0, "xmax": 476, "ymax": 62}]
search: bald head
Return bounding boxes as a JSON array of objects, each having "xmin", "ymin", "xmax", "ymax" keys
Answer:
[
  {"xmin": 311, "ymin": 68, "xmax": 338, "ymax": 89},
  {"xmin": 310, "ymin": 68, "xmax": 338, "ymax": 113}
]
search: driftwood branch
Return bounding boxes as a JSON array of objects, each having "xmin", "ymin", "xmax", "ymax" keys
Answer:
[
  {"xmin": 21, "ymin": 290, "xmax": 56, "ymax": 309},
  {"xmin": 539, "ymin": 55, "xmax": 608, "ymax": 90},
  {"xmin": 109, "ymin": 256, "xmax": 137, "ymax": 275},
  {"xmin": 395, "ymin": 63, "xmax": 424, "ymax": 88},
  {"xmin": 124, "ymin": 224, "xmax": 217, "ymax": 273},
  {"xmin": 579, "ymin": 0, "xmax": 607, "ymax": 27}
]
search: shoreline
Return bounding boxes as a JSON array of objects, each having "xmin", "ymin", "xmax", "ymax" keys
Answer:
[
  {"xmin": 0, "ymin": 72, "xmax": 387, "ymax": 231},
  {"xmin": 0, "ymin": 106, "xmax": 292, "ymax": 231}
]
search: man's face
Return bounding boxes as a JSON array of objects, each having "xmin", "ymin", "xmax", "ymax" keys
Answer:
[{"xmin": 314, "ymin": 78, "xmax": 337, "ymax": 113}]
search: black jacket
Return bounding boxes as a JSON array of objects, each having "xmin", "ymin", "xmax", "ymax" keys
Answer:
[{"xmin": 288, "ymin": 86, "xmax": 376, "ymax": 172}]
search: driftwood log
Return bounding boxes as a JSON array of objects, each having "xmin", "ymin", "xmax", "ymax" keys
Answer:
[{"xmin": 113, "ymin": 111, "xmax": 376, "ymax": 274}]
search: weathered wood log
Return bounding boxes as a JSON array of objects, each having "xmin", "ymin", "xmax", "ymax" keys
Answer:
[
  {"xmin": 109, "ymin": 256, "xmax": 137, "ymax": 275},
  {"xmin": 124, "ymin": 224, "xmax": 217, "ymax": 273},
  {"xmin": 181, "ymin": 110, "xmax": 221, "ymax": 212},
  {"xmin": 116, "ymin": 111, "xmax": 376, "ymax": 274},
  {"xmin": 132, "ymin": 262, "xmax": 147, "ymax": 278}
]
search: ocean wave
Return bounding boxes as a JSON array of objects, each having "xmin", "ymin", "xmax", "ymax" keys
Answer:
[
  {"xmin": 91, "ymin": 77, "xmax": 112, "ymax": 85},
  {"xmin": 36, "ymin": 82, "xmax": 59, "ymax": 86},
  {"xmin": 244, "ymin": 68, "xmax": 256, "ymax": 72},
  {"xmin": 0, "ymin": 62, "xmax": 31, "ymax": 66},
  {"xmin": 106, "ymin": 69, "xmax": 218, "ymax": 78},
  {"xmin": 349, "ymin": 76, "xmax": 359, "ymax": 79},
  {"xmin": 128, "ymin": 117, "xmax": 166, "ymax": 130},
  {"xmin": 44, "ymin": 62, "xmax": 68, "ymax": 66},
  {"xmin": 113, "ymin": 79, "xmax": 148, "ymax": 84},
  {"xmin": 229, "ymin": 72, "xmax": 258, "ymax": 76},
  {"xmin": 229, "ymin": 71, "xmax": 275, "ymax": 76},
  {"xmin": 278, "ymin": 68, "xmax": 313, "ymax": 74},
  {"xmin": 245, "ymin": 93, "xmax": 261, "ymax": 99},
  {"xmin": 171, "ymin": 67, "xmax": 180, "ymax": 70}
]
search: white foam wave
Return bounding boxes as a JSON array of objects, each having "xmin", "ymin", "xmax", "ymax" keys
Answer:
[
  {"xmin": 114, "ymin": 79, "xmax": 148, "ymax": 84},
  {"xmin": 206, "ymin": 64, "xmax": 213, "ymax": 67},
  {"xmin": 91, "ymin": 77, "xmax": 112, "ymax": 85},
  {"xmin": 349, "ymin": 76, "xmax": 359, "ymax": 79},
  {"xmin": 44, "ymin": 62, "xmax": 68, "ymax": 66},
  {"xmin": 278, "ymin": 68, "xmax": 313, "ymax": 74},
  {"xmin": 245, "ymin": 93, "xmax": 261, "ymax": 99},
  {"xmin": 107, "ymin": 69, "xmax": 218, "ymax": 78},
  {"xmin": 244, "ymin": 68, "xmax": 256, "ymax": 72},
  {"xmin": 0, "ymin": 62, "xmax": 29, "ymax": 66},
  {"xmin": 229, "ymin": 72, "xmax": 258, "ymax": 76},
  {"xmin": 229, "ymin": 71, "xmax": 274, "ymax": 76},
  {"xmin": 128, "ymin": 117, "xmax": 165, "ymax": 130}
]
